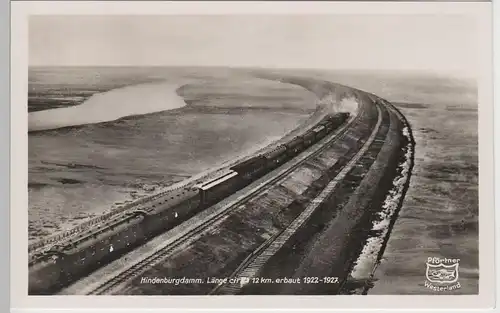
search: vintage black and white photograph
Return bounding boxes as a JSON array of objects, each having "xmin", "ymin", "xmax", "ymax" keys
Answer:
[{"xmin": 19, "ymin": 3, "xmax": 493, "ymax": 303}]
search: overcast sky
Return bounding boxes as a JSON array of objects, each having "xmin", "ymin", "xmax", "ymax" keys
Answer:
[{"xmin": 29, "ymin": 15, "xmax": 477, "ymax": 77}]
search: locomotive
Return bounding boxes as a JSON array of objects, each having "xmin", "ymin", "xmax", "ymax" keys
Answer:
[{"xmin": 28, "ymin": 112, "xmax": 350, "ymax": 295}]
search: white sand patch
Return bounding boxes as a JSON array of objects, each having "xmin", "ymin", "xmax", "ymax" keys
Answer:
[{"xmin": 29, "ymin": 81, "xmax": 186, "ymax": 131}]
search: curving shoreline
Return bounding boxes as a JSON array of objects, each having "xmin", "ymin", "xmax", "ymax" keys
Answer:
[{"xmin": 28, "ymin": 81, "xmax": 187, "ymax": 132}]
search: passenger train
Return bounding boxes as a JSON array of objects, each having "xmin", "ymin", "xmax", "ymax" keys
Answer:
[{"xmin": 28, "ymin": 112, "xmax": 350, "ymax": 294}]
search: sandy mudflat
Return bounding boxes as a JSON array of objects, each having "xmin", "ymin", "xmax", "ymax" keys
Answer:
[{"xmin": 29, "ymin": 81, "xmax": 187, "ymax": 131}]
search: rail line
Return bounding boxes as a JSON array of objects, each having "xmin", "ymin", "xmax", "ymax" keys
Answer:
[
  {"xmin": 209, "ymin": 102, "xmax": 385, "ymax": 295},
  {"xmin": 83, "ymin": 103, "xmax": 369, "ymax": 295}
]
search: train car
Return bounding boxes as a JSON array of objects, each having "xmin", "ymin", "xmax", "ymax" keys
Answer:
[
  {"xmin": 312, "ymin": 125, "xmax": 327, "ymax": 140},
  {"xmin": 195, "ymin": 170, "xmax": 241, "ymax": 206},
  {"xmin": 29, "ymin": 212, "xmax": 147, "ymax": 295},
  {"xmin": 263, "ymin": 145, "xmax": 288, "ymax": 169},
  {"xmin": 140, "ymin": 186, "xmax": 200, "ymax": 235},
  {"xmin": 145, "ymin": 187, "xmax": 199, "ymax": 215},
  {"xmin": 303, "ymin": 130, "xmax": 316, "ymax": 146},
  {"xmin": 230, "ymin": 156, "xmax": 267, "ymax": 180},
  {"xmin": 57, "ymin": 212, "xmax": 147, "ymax": 274}
]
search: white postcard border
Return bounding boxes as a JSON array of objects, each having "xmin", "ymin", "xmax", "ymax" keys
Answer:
[{"xmin": 10, "ymin": 1, "xmax": 496, "ymax": 311}]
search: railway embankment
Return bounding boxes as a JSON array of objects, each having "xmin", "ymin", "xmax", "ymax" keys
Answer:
[
  {"xmin": 115, "ymin": 84, "xmax": 381, "ymax": 295},
  {"xmin": 243, "ymin": 96, "xmax": 414, "ymax": 295}
]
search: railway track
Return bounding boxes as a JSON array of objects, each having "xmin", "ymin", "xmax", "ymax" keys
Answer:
[
  {"xmin": 82, "ymin": 101, "xmax": 368, "ymax": 295},
  {"xmin": 209, "ymin": 102, "xmax": 385, "ymax": 295}
]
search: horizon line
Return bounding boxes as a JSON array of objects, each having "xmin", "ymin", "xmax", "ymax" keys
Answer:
[{"xmin": 27, "ymin": 65, "xmax": 477, "ymax": 80}]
